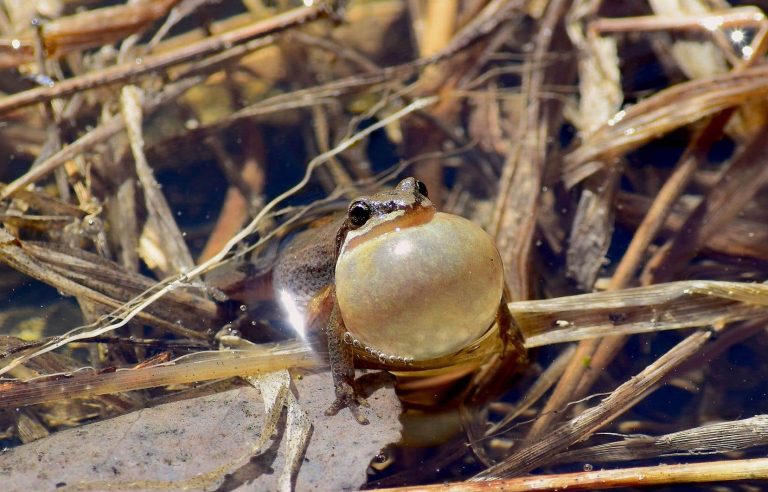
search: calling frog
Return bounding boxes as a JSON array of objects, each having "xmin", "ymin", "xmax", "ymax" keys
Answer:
[{"xmin": 214, "ymin": 178, "xmax": 526, "ymax": 424}]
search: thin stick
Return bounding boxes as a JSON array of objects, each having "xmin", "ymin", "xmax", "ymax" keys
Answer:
[
  {"xmin": 0, "ymin": 96, "xmax": 438, "ymax": 377},
  {"xmin": 547, "ymin": 7, "xmax": 768, "ymax": 435},
  {"xmin": 473, "ymin": 327, "xmax": 718, "ymax": 479},
  {"xmin": 571, "ymin": 110, "xmax": 733, "ymax": 398},
  {"xmin": 643, "ymin": 122, "xmax": 768, "ymax": 283},
  {"xmin": 0, "ymin": 5, "xmax": 329, "ymax": 116},
  {"xmin": 0, "ymin": 76, "xmax": 202, "ymax": 201},
  {"xmin": 525, "ymin": 338, "xmax": 599, "ymax": 439},
  {"xmin": 0, "ymin": 344, "xmax": 320, "ymax": 409},
  {"xmin": 385, "ymin": 457, "xmax": 768, "ymax": 491},
  {"xmin": 590, "ymin": 7, "xmax": 766, "ymax": 34}
]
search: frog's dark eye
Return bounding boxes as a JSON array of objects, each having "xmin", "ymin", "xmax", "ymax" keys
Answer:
[
  {"xmin": 415, "ymin": 180, "xmax": 428, "ymax": 198},
  {"xmin": 348, "ymin": 201, "xmax": 371, "ymax": 228}
]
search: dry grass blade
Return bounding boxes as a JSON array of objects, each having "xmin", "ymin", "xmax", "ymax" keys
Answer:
[
  {"xmin": 385, "ymin": 457, "xmax": 768, "ymax": 491},
  {"xmin": 644, "ymin": 123, "xmax": 768, "ymax": 283},
  {"xmin": 0, "ymin": 4, "xmax": 331, "ymax": 116},
  {"xmin": 563, "ymin": 65, "xmax": 768, "ymax": 186},
  {"xmin": 0, "ymin": 233, "xmax": 215, "ymax": 337},
  {"xmin": 491, "ymin": 0, "xmax": 571, "ymax": 300},
  {"xmin": 0, "ymin": 230, "xmax": 208, "ymax": 339},
  {"xmin": 555, "ymin": 414, "xmax": 768, "ymax": 463},
  {"xmin": 2, "ymin": 2, "xmax": 768, "ymax": 490},
  {"xmin": 515, "ymin": 280, "xmax": 768, "ymax": 347},
  {"xmin": 616, "ymin": 191, "xmax": 768, "ymax": 260},
  {"xmin": 121, "ymin": 85, "xmax": 195, "ymax": 275},
  {"xmin": 0, "ymin": 343, "xmax": 319, "ymax": 409},
  {"xmin": 473, "ymin": 327, "xmax": 719, "ymax": 479}
]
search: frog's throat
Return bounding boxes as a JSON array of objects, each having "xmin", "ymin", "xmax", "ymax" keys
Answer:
[{"xmin": 340, "ymin": 206, "xmax": 436, "ymax": 256}]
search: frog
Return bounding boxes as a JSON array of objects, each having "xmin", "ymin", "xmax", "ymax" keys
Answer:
[{"xmin": 212, "ymin": 177, "xmax": 526, "ymax": 424}]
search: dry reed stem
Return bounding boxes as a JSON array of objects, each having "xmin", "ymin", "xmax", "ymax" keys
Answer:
[
  {"xmin": 474, "ymin": 326, "xmax": 720, "ymax": 479},
  {"xmin": 616, "ymin": 192, "xmax": 768, "ymax": 260},
  {"xmin": 563, "ymin": 64, "xmax": 768, "ymax": 185},
  {"xmin": 643, "ymin": 123, "xmax": 768, "ymax": 283},
  {"xmin": 384, "ymin": 456, "xmax": 768, "ymax": 491},
  {"xmin": 539, "ymin": 4, "xmax": 768, "ymax": 442},
  {"xmin": 121, "ymin": 86, "xmax": 195, "ymax": 276},
  {"xmin": 0, "ymin": 95, "xmax": 437, "ymax": 378},
  {"xmin": 555, "ymin": 414, "xmax": 768, "ymax": 463},
  {"xmin": 491, "ymin": 0, "xmax": 570, "ymax": 301},
  {"xmin": 0, "ymin": 76, "xmax": 203, "ymax": 201},
  {"xmin": 0, "ymin": 343, "xmax": 320, "ymax": 409},
  {"xmin": 0, "ymin": 4, "xmax": 330, "ymax": 116}
]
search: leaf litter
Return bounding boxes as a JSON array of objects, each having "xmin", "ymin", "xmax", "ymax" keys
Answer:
[
  {"xmin": 2, "ymin": 1, "xmax": 768, "ymax": 491},
  {"xmin": 0, "ymin": 370, "xmax": 401, "ymax": 492}
]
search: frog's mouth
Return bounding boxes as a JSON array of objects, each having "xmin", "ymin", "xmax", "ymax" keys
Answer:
[{"xmin": 341, "ymin": 205, "xmax": 436, "ymax": 255}]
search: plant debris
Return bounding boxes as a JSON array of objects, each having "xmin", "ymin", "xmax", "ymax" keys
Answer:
[{"xmin": 1, "ymin": 1, "xmax": 768, "ymax": 490}]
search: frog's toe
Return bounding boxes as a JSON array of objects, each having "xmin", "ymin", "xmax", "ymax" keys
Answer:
[
  {"xmin": 349, "ymin": 402, "xmax": 370, "ymax": 425},
  {"xmin": 325, "ymin": 384, "xmax": 369, "ymax": 425}
]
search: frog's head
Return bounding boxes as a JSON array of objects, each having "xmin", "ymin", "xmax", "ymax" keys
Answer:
[{"xmin": 336, "ymin": 178, "xmax": 436, "ymax": 257}]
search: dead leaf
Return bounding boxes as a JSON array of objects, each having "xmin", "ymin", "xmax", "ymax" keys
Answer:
[{"xmin": 0, "ymin": 371, "xmax": 401, "ymax": 491}]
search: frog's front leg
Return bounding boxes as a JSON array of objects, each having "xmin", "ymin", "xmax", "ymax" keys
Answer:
[{"xmin": 325, "ymin": 290, "xmax": 369, "ymax": 424}]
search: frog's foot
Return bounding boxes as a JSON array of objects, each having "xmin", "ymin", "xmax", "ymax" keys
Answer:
[{"xmin": 325, "ymin": 380, "xmax": 369, "ymax": 425}]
